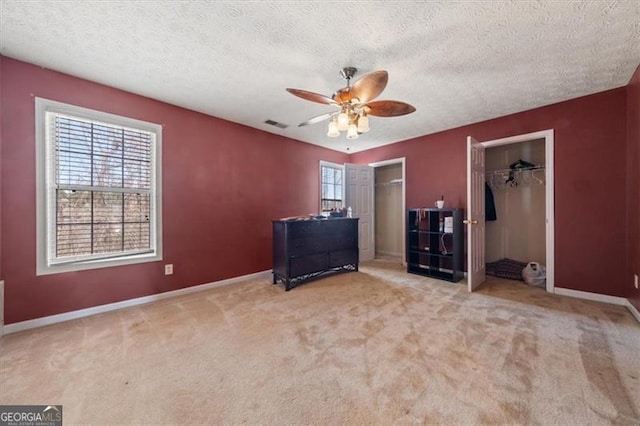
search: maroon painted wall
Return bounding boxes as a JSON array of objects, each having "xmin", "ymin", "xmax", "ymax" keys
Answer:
[
  {"xmin": 351, "ymin": 88, "xmax": 628, "ymax": 297},
  {"xmin": 0, "ymin": 57, "xmax": 348, "ymax": 324},
  {"xmin": 627, "ymin": 64, "xmax": 640, "ymax": 311},
  {"xmin": 0, "ymin": 55, "xmax": 3, "ymax": 281}
]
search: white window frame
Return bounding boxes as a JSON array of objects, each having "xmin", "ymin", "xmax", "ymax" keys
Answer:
[
  {"xmin": 35, "ymin": 98, "xmax": 163, "ymax": 275},
  {"xmin": 319, "ymin": 160, "xmax": 345, "ymax": 216}
]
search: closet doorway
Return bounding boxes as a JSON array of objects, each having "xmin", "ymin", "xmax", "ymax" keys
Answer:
[
  {"xmin": 486, "ymin": 138, "xmax": 546, "ymax": 281},
  {"xmin": 467, "ymin": 130, "xmax": 555, "ymax": 292},
  {"xmin": 370, "ymin": 158, "xmax": 406, "ymax": 264}
]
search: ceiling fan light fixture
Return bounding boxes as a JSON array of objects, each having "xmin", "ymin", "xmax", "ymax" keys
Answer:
[
  {"xmin": 346, "ymin": 123, "xmax": 359, "ymax": 140},
  {"xmin": 327, "ymin": 120, "xmax": 340, "ymax": 137},
  {"xmin": 357, "ymin": 113, "xmax": 369, "ymax": 133},
  {"xmin": 337, "ymin": 110, "xmax": 350, "ymax": 131},
  {"xmin": 287, "ymin": 67, "xmax": 415, "ymax": 141}
]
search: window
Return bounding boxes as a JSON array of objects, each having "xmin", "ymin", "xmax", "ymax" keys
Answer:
[
  {"xmin": 320, "ymin": 161, "xmax": 344, "ymax": 214},
  {"xmin": 36, "ymin": 98, "xmax": 162, "ymax": 275}
]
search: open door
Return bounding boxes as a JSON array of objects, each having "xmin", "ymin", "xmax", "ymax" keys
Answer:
[
  {"xmin": 345, "ymin": 163, "xmax": 375, "ymax": 261},
  {"xmin": 466, "ymin": 136, "xmax": 486, "ymax": 291}
]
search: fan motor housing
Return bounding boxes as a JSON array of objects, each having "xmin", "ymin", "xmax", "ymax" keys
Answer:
[{"xmin": 339, "ymin": 67, "xmax": 357, "ymax": 81}]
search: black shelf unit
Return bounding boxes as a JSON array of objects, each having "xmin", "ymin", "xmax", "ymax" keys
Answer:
[{"xmin": 406, "ymin": 208, "xmax": 464, "ymax": 282}]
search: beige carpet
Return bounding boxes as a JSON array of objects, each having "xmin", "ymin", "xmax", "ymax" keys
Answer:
[{"xmin": 1, "ymin": 260, "xmax": 639, "ymax": 425}]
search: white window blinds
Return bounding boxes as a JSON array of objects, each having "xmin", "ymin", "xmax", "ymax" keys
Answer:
[
  {"xmin": 46, "ymin": 112, "xmax": 154, "ymax": 263},
  {"xmin": 320, "ymin": 164, "xmax": 343, "ymax": 212}
]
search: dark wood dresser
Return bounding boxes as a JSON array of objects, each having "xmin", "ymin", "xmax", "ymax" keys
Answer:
[{"xmin": 272, "ymin": 217, "xmax": 359, "ymax": 291}]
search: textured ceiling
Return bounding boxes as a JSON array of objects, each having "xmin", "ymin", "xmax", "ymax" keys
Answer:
[{"xmin": 1, "ymin": 1, "xmax": 639, "ymax": 153}]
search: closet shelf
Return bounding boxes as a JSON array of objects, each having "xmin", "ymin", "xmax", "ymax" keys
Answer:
[
  {"xmin": 375, "ymin": 179, "xmax": 403, "ymax": 187},
  {"xmin": 487, "ymin": 165, "xmax": 545, "ymax": 190},
  {"xmin": 486, "ymin": 165, "xmax": 544, "ymax": 175}
]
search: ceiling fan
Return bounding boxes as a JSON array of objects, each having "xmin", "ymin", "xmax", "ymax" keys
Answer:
[{"xmin": 286, "ymin": 67, "xmax": 416, "ymax": 140}]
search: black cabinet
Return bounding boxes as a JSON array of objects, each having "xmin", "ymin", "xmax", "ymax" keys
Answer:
[
  {"xmin": 272, "ymin": 218, "xmax": 359, "ymax": 290},
  {"xmin": 406, "ymin": 208, "xmax": 463, "ymax": 282}
]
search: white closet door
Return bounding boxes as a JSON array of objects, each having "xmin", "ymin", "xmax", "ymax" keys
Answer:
[
  {"xmin": 345, "ymin": 163, "xmax": 374, "ymax": 261},
  {"xmin": 467, "ymin": 136, "xmax": 486, "ymax": 291}
]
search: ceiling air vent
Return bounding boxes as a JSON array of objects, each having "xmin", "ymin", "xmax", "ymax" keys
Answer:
[{"xmin": 264, "ymin": 119, "xmax": 289, "ymax": 129}]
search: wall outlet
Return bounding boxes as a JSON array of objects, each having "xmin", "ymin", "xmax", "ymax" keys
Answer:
[
  {"xmin": 635, "ymin": 274, "xmax": 639, "ymax": 289},
  {"xmin": 164, "ymin": 264, "xmax": 173, "ymax": 275}
]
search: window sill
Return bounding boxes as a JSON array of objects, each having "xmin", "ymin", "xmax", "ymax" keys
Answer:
[{"xmin": 36, "ymin": 251, "xmax": 162, "ymax": 276}]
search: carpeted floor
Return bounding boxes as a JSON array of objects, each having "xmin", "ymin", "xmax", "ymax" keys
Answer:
[{"xmin": 1, "ymin": 260, "xmax": 639, "ymax": 424}]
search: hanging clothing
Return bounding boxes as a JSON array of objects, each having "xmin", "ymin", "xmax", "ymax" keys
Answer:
[{"xmin": 485, "ymin": 182, "xmax": 497, "ymax": 221}]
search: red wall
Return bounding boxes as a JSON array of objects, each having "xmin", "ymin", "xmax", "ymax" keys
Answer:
[
  {"xmin": 0, "ymin": 55, "xmax": 3, "ymax": 281},
  {"xmin": 351, "ymin": 88, "xmax": 628, "ymax": 297},
  {"xmin": 0, "ymin": 57, "xmax": 348, "ymax": 324},
  {"xmin": 627, "ymin": 64, "xmax": 640, "ymax": 311}
]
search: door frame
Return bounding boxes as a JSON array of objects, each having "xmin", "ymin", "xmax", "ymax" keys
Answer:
[
  {"xmin": 369, "ymin": 157, "xmax": 407, "ymax": 264},
  {"xmin": 478, "ymin": 129, "xmax": 555, "ymax": 293}
]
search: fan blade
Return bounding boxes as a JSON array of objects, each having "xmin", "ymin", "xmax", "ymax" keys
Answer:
[
  {"xmin": 363, "ymin": 100, "xmax": 416, "ymax": 117},
  {"xmin": 350, "ymin": 70, "xmax": 388, "ymax": 103},
  {"xmin": 298, "ymin": 112, "xmax": 335, "ymax": 127},
  {"xmin": 286, "ymin": 88, "xmax": 337, "ymax": 105}
]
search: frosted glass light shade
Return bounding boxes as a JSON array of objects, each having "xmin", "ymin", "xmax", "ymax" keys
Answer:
[
  {"xmin": 337, "ymin": 111, "xmax": 349, "ymax": 131},
  {"xmin": 346, "ymin": 124, "xmax": 358, "ymax": 140},
  {"xmin": 357, "ymin": 114, "xmax": 369, "ymax": 133},
  {"xmin": 327, "ymin": 120, "xmax": 340, "ymax": 137}
]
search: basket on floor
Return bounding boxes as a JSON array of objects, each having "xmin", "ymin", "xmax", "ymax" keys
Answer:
[{"xmin": 486, "ymin": 258, "xmax": 528, "ymax": 281}]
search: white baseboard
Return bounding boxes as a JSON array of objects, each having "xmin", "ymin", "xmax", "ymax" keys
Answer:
[
  {"xmin": 2, "ymin": 270, "xmax": 272, "ymax": 335},
  {"xmin": 626, "ymin": 300, "xmax": 640, "ymax": 323},
  {"xmin": 376, "ymin": 250, "xmax": 403, "ymax": 258},
  {"xmin": 554, "ymin": 287, "xmax": 627, "ymax": 305},
  {"xmin": 555, "ymin": 287, "xmax": 640, "ymax": 324}
]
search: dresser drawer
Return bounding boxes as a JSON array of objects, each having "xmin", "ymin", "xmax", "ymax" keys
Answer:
[
  {"xmin": 329, "ymin": 249, "xmax": 358, "ymax": 268},
  {"xmin": 288, "ymin": 236, "xmax": 332, "ymax": 256},
  {"xmin": 290, "ymin": 253, "xmax": 328, "ymax": 277}
]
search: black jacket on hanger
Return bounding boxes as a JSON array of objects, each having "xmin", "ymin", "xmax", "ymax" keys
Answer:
[{"xmin": 485, "ymin": 182, "xmax": 497, "ymax": 221}]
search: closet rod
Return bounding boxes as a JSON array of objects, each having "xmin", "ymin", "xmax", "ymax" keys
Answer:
[{"xmin": 486, "ymin": 166, "xmax": 544, "ymax": 175}]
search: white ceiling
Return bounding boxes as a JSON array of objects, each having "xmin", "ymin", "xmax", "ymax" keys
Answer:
[{"xmin": 1, "ymin": 1, "xmax": 639, "ymax": 153}]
